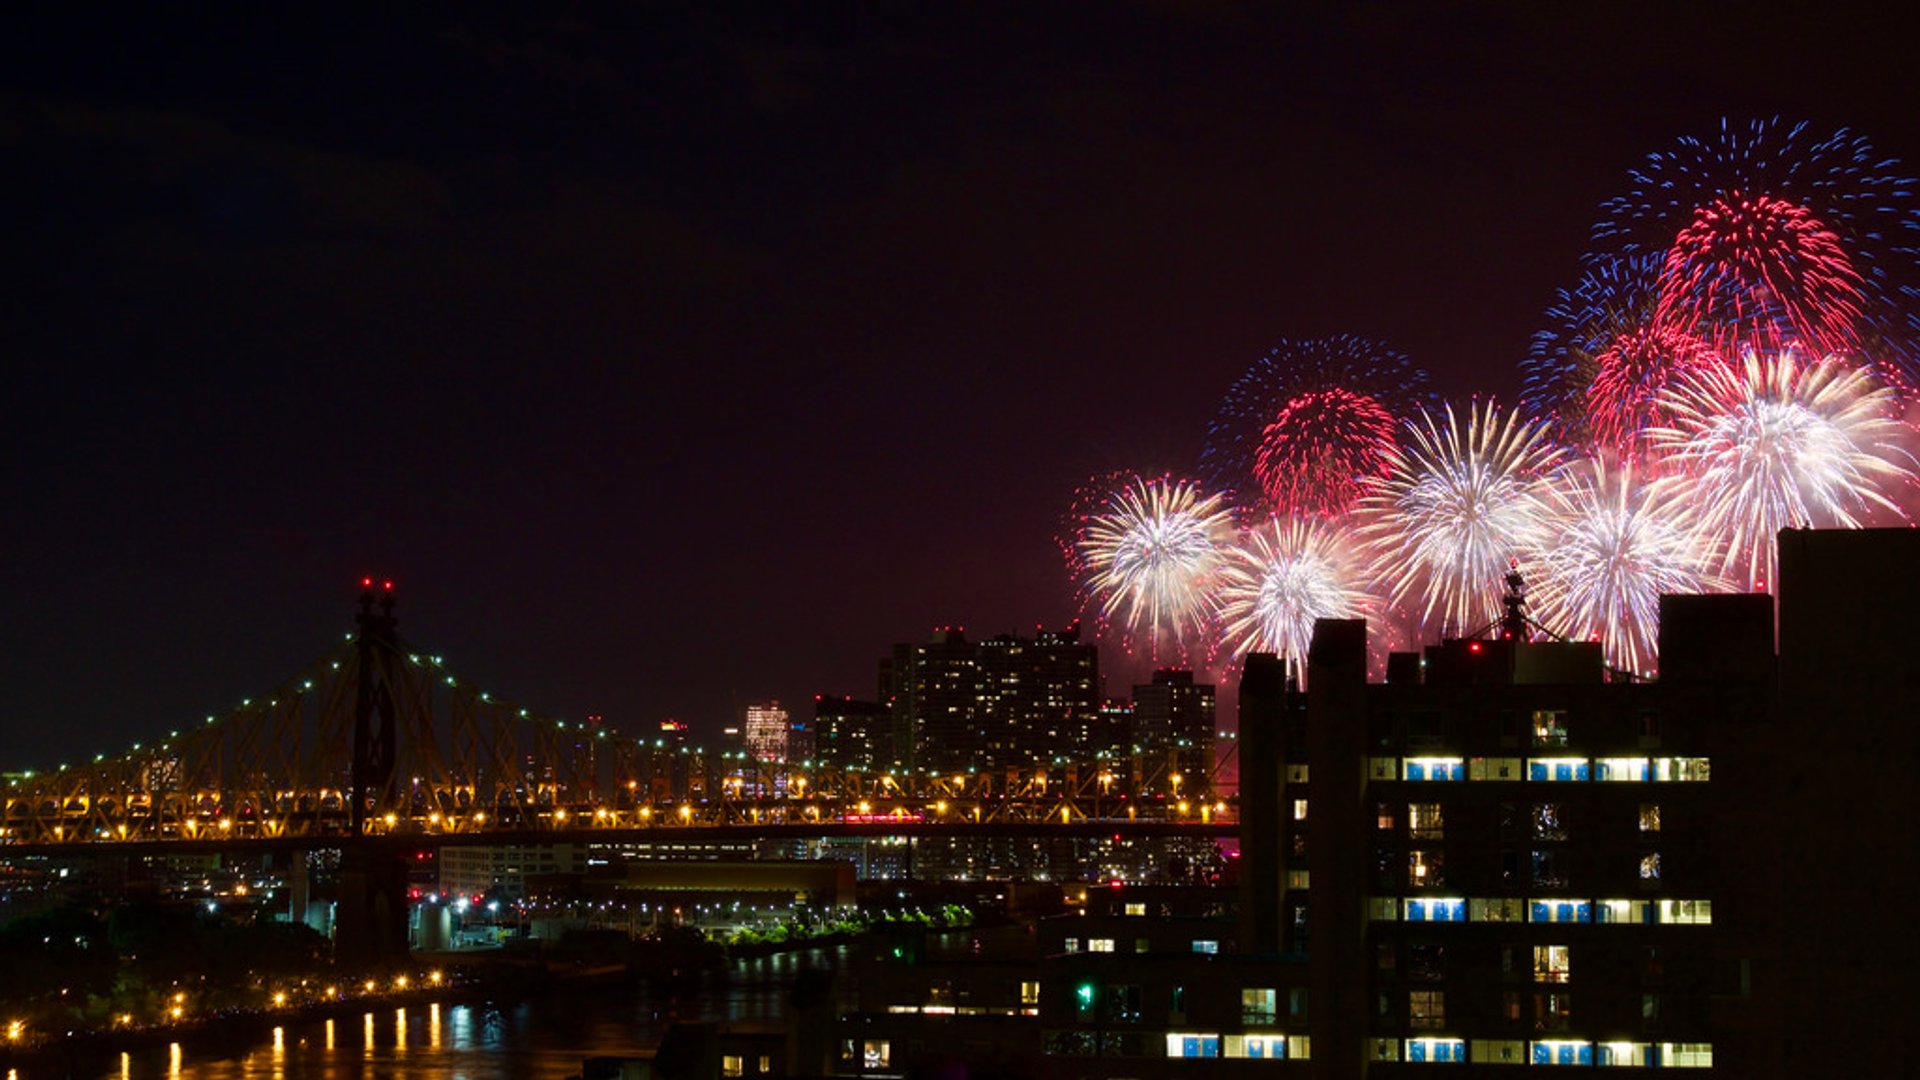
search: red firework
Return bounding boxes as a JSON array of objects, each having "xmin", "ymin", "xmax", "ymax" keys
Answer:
[
  {"xmin": 1654, "ymin": 193, "xmax": 1866, "ymax": 359},
  {"xmin": 1251, "ymin": 387, "xmax": 1399, "ymax": 518},
  {"xmin": 1584, "ymin": 326, "xmax": 1725, "ymax": 465}
]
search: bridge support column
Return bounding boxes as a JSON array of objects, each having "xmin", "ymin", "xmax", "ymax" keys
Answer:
[{"xmin": 335, "ymin": 846, "xmax": 412, "ymax": 968}]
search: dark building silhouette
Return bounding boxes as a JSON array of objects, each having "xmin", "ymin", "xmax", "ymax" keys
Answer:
[{"xmin": 1223, "ymin": 527, "xmax": 1916, "ymax": 1076}]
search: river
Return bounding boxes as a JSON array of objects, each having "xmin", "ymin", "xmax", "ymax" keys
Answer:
[{"xmin": 32, "ymin": 948, "xmax": 854, "ymax": 1080}]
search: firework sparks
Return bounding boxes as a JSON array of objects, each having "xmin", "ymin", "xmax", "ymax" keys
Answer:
[
  {"xmin": 1215, "ymin": 516, "xmax": 1376, "ymax": 674},
  {"xmin": 1074, "ymin": 474, "xmax": 1236, "ymax": 661},
  {"xmin": 1529, "ymin": 461, "xmax": 1726, "ymax": 676},
  {"xmin": 1649, "ymin": 350, "xmax": 1917, "ymax": 591},
  {"xmin": 1591, "ymin": 117, "xmax": 1920, "ymax": 387},
  {"xmin": 1584, "ymin": 324, "xmax": 1725, "ymax": 465},
  {"xmin": 1360, "ymin": 402, "xmax": 1566, "ymax": 636},
  {"xmin": 1654, "ymin": 193, "xmax": 1865, "ymax": 359},
  {"xmin": 1202, "ymin": 336, "xmax": 1430, "ymax": 518}
]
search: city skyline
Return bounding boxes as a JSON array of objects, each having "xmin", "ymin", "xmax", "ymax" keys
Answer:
[{"xmin": 10, "ymin": 5, "xmax": 1920, "ymax": 767}]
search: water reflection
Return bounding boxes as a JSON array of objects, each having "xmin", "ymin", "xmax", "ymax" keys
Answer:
[{"xmin": 84, "ymin": 945, "xmax": 855, "ymax": 1078}]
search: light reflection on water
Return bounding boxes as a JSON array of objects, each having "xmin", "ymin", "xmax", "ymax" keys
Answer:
[{"xmin": 83, "ymin": 948, "xmax": 851, "ymax": 1080}]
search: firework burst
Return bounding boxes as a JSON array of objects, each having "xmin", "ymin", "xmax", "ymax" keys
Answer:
[
  {"xmin": 1360, "ymin": 402, "xmax": 1566, "ymax": 636},
  {"xmin": 1201, "ymin": 336, "xmax": 1430, "ymax": 518},
  {"xmin": 1215, "ymin": 516, "xmax": 1376, "ymax": 675},
  {"xmin": 1591, "ymin": 117, "xmax": 1920, "ymax": 386},
  {"xmin": 1528, "ymin": 461, "xmax": 1726, "ymax": 676},
  {"xmin": 1073, "ymin": 474, "xmax": 1236, "ymax": 661},
  {"xmin": 1648, "ymin": 350, "xmax": 1918, "ymax": 591},
  {"xmin": 1584, "ymin": 324, "xmax": 1725, "ymax": 464}
]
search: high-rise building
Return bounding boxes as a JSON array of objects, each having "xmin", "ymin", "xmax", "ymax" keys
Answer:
[
  {"xmin": 744, "ymin": 701, "xmax": 789, "ymax": 763},
  {"xmin": 813, "ymin": 695, "xmax": 890, "ymax": 771},
  {"xmin": 976, "ymin": 623, "xmax": 1100, "ymax": 769},
  {"xmin": 1132, "ymin": 669, "xmax": 1216, "ymax": 796},
  {"xmin": 889, "ymin": 627, "xmax": 982, "ymax": 773},
  {"xmin": 1221, "ymin": 526, "xmax": 1920, "ymax": 1076},
  {"xmin": 888, "ymin": 623, "xmax": 1100, "ymax": 772}
]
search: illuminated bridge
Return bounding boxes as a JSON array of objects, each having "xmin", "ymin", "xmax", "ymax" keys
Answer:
[{"xmin": 2, "ymin": 587, "xmax": 1237, "ymax": 857}]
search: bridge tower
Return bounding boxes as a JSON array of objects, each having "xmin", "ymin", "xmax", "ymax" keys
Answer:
[{"xmin": 334, "ymin": 579, "xmax": 413, "ymax": 968}]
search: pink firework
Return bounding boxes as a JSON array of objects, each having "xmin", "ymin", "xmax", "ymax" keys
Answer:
[
  {"xmin": 1251, "ymin": 387, "xmax": 1400, "ymax": 518},
  {"xmin": 1654, "ymin": 193, "xmax": 1866, "ymax": 360},
  {"xmin": 1584, "ymin": 325, "xmax": 1725, "ymax": 465}
]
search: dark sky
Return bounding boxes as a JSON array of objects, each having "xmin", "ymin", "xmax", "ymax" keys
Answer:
[{"xmin": 6, "ymin": 2, "xmax": 1920, "ymax": 767}]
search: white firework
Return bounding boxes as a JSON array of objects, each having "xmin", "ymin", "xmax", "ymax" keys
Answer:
[
  {"xmin": 1216, "ymin": 516, "xmax": 1376, "ymax": 676},
  {"xmin": 1529, "ymin": 459, "xmax": 1727, "ymax": 676},
  {"xmin": 1648, "ymin": 349, "xmax": 1916, "ymax": 591},
  {"xmin": 1360, "ymin": 401, "xmax": 1566, "ymax": 637}
]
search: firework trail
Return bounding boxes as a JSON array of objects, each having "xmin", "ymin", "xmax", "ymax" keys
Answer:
[
  {"xmin": 1591, "ymin": 117, "xmax": 1920, "ymax": 385},
  {"xmin": 1529, "ymin": 460, "xmax": 1727, "ymax": 676},
  {"xmin": 1072, "ymin": 473, "xmax": 1236, "ymax": 662},
  {"xmin": 1215, "ymin": 516, "xmax": 1376, "ymax": 676},
  {"xmin": 1360, "ymin": 402, "xmax": 1566, "ymax": 637},
  {"xmin": 1648, "ymin": 350, "xmax": 1917, "ymax": 591},
  {"xmin": 1201, "ymin": 336, "xmax": 1430, "ymax": 519}
]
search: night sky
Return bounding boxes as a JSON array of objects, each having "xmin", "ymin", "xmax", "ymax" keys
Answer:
[{"xmin": 7, "ymin": 3, "xmax": 1920, "ymax": 768}]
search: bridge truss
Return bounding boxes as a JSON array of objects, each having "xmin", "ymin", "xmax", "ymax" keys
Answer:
[{"xmin": 2, "ymin": 618, "xmax": 1237, "ymax": 850}]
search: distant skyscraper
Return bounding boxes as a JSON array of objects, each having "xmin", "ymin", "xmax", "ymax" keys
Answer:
[
  {"xmin": 744, "ymin": 701, "xmax": 789, "ymax": 763},
  {"xmin": 813, "ymin": 694, "xmax": 890, "ymax": 771},
  {"xmin": 657, "ymin": 719, "xmax": 689, "ymax": 751},
  {"xmin": 887, "ymin": 623, "xmax": 1100, "ymax": 772},
  {"xmin": 977, "ymin": 622, "xmax": 1100, "ymax": 768},
  {"xmin": 1132, "ymin": 669, "xmax": 1216, "ymax": 795},
  {"xmin": 889, "ymin": 627, "xmax": 980, "ymax": 772}
]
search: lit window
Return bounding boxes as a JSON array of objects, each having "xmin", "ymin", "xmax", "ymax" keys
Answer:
[
  {"xmin": 1652, "ymin": 758, "xmax": 1709, "ymax": 782},
  {"xmin": 1242, "ymin": 987, "xmax": 1278, "ymax": 1024},
  {"xmin": 1597, "ymin": 1041, "xmax": 1653, "ymax": 1067},
  {"xmin": 758, "ymin": 1056, "xmax": 772, "ymax": 1074},
  {"xmin": 723, "ymin": 1055, "xmax": 745, "ymax": 1077},
  {"xmin": 1124, "ymin": 901, "xmax": 1146, "ymax": 916},
  {"xmin": 1529, "ymin": 900, "xmax": 1592, "ymax": 924},
  {"xmin": 1286, "ymin": 764, "xmax": 1309, "ymax": 783},
  {"xmin": 1470, "ymin": 756, "xmax": 1523, "ymax": 780},
  {"xmin": 1640, "ymin": 853, "xmax": 1662, "ymax": 881},
  {"xmin": 1064, "ymin": 937, "xmax": 1081, "ymax": 953},
  {"xmin": 1293, "ymin": 798, "xmax": 1309, "ymax": 821},
  {"xmin": 1369, "ymin": 897, "xmax": 1399, "ymax": 921},
  {"xmin": 1659, "ymin": 1042, "xmax": 1713, "ymax": 1067},
  {"xmin": 1192, "ymin": 939, "xmax": 1219, "ymax": 954},
  {"xmin": 1532, "ymin": 710, "xmax": 1569, "ymax": 747},
  {"xmin": 1533, "ymin": 945, "xmax": 1570, "ymax": 983},
  {"xmin": 1595, "ymin": 757, "xmax": 1650, "ymax": 782},
  {"xmin": 1597, "ymin": 898, "xmax": 1652, "ymax": 924},
  {"xmin": 1472, "ymin": 1040, "xmax": 1526, "ymax": 1064},
  {"xmin": 1020, "ymin": 980, "xmax": 1040, "ymax": 1005},
  {"xmin": 1639, "ymin": 804, "xmax": 1661, "ymax": 832},
  {"xmin": 863, "ymin": 1040, "xmax": 890, "ymax": 1068},
  {"xmin": 1403, "ymin": 897, "xmax": 1466, "ymax": 922},
  {"xmin": 1371, "ymin": 757, "xmax": 1399, "ymax": 780},
  {"xmin": 1369, "ymin": 1038, "xmax": 1401, "ymax": 1062},
  {"xmin": 1089, "ymin": 938, "xmax": 1115, "ymax": 953},
  {"xmin": 1533, "ymin": 992, "xmax": 1573, "ymax": 1032},
  {"xmin": 1376, "ymin": 803, "xmax": 1397, "ymax": 830},
  {"xmin": 1530, "ymin": 1039, "xmax": 1591, "ymax": 1065},
  {"xmin": 1226, "ymin": 1034, "xmax": 1288, "ymax": 1059},
  {"xmin": 1166, "ymin": 1033, "xmax": 1221, "ymax": 1058},
  {"xmin": 1409, "ymin": 990, "xmax": 1445, "ymax": 1029},
  {"xmin": 1532, "ymin": 803, "xmax": 1567, "ymax": 840},
  {"xmin": 1287, "ymin": 869, "xmax": 1310, "ymax": 889},
  {"xmin": 1404, "ymin": 757, "xmax": 1465, "ymax": 781},
  {"xmin": 1471, "ymin": 897, "xmax": 1525, "ymax": 922},
  {"xmin": 1657, "ymin": 899, "xmax": 1711, "ymax": 925},
  {"xmin": 1407, "ymin": 1037, "xmax": 1466, "ymax": 1062},
  {"xmin": 1408, "ymin": 802, "xmax": 1444, "ymax": 839},
  {"xmin": 1409, "ymin": 850, "xmax": 1446, "ymax": 888},
  {"xmin": 1528, "ymin": 758, "xmax": 1590, "ymax": 782}
]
